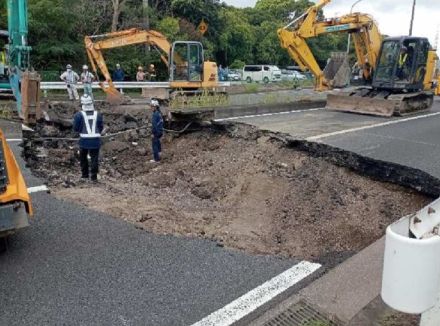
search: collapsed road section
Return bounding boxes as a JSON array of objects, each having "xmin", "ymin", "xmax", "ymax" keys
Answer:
[{"xmin": 23, "ymin": 102, "xmax": 430, "ymax": 263}]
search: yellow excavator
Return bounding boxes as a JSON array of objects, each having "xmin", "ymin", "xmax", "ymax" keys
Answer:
[
  {"xmin": 278, "ymin": 0, "xmax": 439, "ymax": 117},
  {"xmin": 84, "ymin": 29, "xmax": 220, "ymax": 103}
]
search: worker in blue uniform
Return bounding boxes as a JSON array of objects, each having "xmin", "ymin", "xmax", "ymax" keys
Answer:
[{"xmin": 150, "ymin": 99, "xmax": 163, "ymax": 163}]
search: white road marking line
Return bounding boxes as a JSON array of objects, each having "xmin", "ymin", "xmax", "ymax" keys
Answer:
[
  {"xmin": 6, "ymin": 138, "xmax": 23, "ymax": 142},
  {"xmin": 307, "ymin": 111, "xmax": 440, "ymax": 141},
  {"xmin": 215, "ymin": 108, "xmax": 324, "ymax": 121},
  {"xmin": 27, "ymin": 185, "xmax": 49, "ymax": 194},
  {"xmin": 191, "ymin": 261, "xmax": 321, "ymax": 326},
  {"xmin": 22, "ymin": 124, "xmax": 34, "ymax": 132}
]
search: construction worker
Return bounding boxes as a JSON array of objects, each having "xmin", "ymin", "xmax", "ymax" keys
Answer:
[
  {"xmin": 150, "ymin": 99, "xmax": 163, "ymax": 163},
  {"xmin": 0, "ymin": 50, "xmax": 6, "ymax": 76},
  {"xmin": 73, "ymin": 94, "xmax": 104, "ymax": 182},
  {"xmin": 397, "ymin": 47, "xmax": 408, "ymax": 80},
  {"xmin": 147, "ymin": 64, "xmax": 156, "ymax": 81},
  {"xmin": 81, "ymin": 65, "xmax": 95, "ymax": 98},
  {"xmin": 60, "ymin": 64, "xmax": 80, "ymax": 101},
  {"xmin": 9, "ymin": 67, "xmax": 22, "ymax": 117},
  {"xmin": 112, "ymin": 63, "xmax": 125, "ymax": 94},
  {"xmin": 136, "ymin": 66, "xmax": 145, "ymax": 81}
]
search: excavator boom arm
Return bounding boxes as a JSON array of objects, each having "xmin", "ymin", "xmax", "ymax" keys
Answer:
[
  {"xmin": 278, "ymin": 0, "xmax": 382, "ymax": 91},
  {"xmin": 84, "ymin": 29, "xmax": 173, "ymax": 97}
]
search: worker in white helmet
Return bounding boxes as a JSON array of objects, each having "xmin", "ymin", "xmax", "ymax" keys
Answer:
[
  {"xmin": 150, "ymin": 99, "xmax": 163, "ymax": 163},
  {"xmin": 60, "ymin": 64, "xmax": 80, "ymax": 101},
  {"xmin": 73, "ymin": 94, "xmax": 104, "ymax": 182},
  {"xmin": 81, "ymin": 64, "xmax": 95, "ymax": 98}
]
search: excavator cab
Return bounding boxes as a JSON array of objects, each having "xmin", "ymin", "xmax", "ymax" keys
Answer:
[
  {"xmin": 169, "ymin": 41, "xmax": 220, "ymax": 91},
  {"xmin": 326, "ymin": 36, "xmax": 436, "ymax": 117},
  {"xmin": 373, "ymin": 37, "xmax": 430, "ymax": 91},
  {"xmin": 170, "ymin": 41, "xmax": 204, "ymax": 83}
]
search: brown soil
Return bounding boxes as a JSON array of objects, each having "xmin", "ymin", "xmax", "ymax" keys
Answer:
[
  {"xmin": 379, "ymin": 312, "xmax": 420, "ymax": 326},
  {"xmin": 25, "ymin": 105, "xmax": 430, "ymax": 261}
]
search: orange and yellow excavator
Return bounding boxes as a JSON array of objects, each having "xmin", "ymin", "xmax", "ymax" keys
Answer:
[
  {"xmin": 84, "ymin": 29, "xmax": 220, "ymax": 103},
  {"xmin": 0, "ymin": 128, "xmax": 33, "ymax": 238},
  {"xmin": 278, "ymin": 0, "xmax": 439, "ymax": 117}
]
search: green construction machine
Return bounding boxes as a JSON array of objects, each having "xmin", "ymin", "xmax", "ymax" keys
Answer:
[{"xmin": 1, "ymin": 0, "xmax": 40, "ymax": 122}]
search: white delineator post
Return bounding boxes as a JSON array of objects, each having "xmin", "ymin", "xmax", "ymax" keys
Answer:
[{"xmin": 381, "ymin": 198, "xmax": 440, "ymax": 325}]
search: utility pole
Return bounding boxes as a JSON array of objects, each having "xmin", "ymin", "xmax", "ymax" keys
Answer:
[
  {"xmin": 143, "ymin": 0, "xmax": 149, "ymax": 30},
  {"xmin": 409, "ymin": 0, "xmax": 416, "ymax": 36},
  {"xmin": 347, "ymin": 0, "xmax": 364, "ymax": 53},
  {"xmin": 143, "ymin": 0, "xmax": 150, "ymax": 55}
]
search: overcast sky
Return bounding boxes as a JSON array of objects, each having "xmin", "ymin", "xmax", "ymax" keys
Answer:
[{"xmin": 223, "ymin": 0, "xmax": 439, "ymax": 48}]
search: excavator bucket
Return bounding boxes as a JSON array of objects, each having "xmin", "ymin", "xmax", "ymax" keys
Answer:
[
  {"xmin": 323, "ymin": 52, "xmax": 351, "ymax": 88},
  {"xmin": 0, "ymin": 129, "xmax": 33, "ymax": 237},
  {"xmin": 100, "ymin": 82, "xmax": 123, "ymax": 105},
  {"xmin": 326, "ymin": 92, "xmax": 396, "ymax": 117},
  {"xmin": 21, "ymin": 71, "xmax": 41, "ymax": 125},
  {"xmin": 106, "ymin": 92, "xmax": 123, "ymax": 105}
]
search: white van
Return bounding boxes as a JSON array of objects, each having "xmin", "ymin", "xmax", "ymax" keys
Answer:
[{"xmin": 242, "ymin": 65, "xmax": 282, "ymax": 83}]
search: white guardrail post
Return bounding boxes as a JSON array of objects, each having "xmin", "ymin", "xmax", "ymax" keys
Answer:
[{"xmin": 381, "ymin": 197, "xmax": 440, "ymax": 326}]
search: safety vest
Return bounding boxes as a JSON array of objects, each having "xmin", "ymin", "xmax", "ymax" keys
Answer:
[
  {"xmin": 80, "ymin": 111, "xmax": 101, "ymax": 138},
  {"xmin": 0, "ymin": 51, "xmax": 5, "ymax": 65},
  {"xmin": 399, "ymin": 53, "xmax": 408, "ymax": 67},
  {"xmin": 82, "ymin": 71, "xmax": 93, "ymax": 84}
]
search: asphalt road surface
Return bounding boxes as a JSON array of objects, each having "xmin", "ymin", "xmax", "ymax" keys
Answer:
[
  {"xmin": 0, "ymin": 120, "xmax": 300, "ymax": 326},
  {"xmin": 239, "ymin": 98, "xmax": 440, "ymax": 180}
]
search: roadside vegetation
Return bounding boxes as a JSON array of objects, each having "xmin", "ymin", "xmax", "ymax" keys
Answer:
[{"xmin": 0, "ymin": 0, "xmax": 348, "ymax": 80}]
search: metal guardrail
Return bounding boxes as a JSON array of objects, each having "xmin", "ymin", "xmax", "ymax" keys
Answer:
[{"xmin": 40, "ymin": 81, "xmax": 231, "ymax": 90}]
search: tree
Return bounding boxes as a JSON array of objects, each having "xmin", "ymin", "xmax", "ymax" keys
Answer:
[
  {"xmin": 111, "ymin": 0, "xmax": 129, "ymax": 31},
  {"xmin": 28, "ymin": 0, "xmax": 81, "ymax": 69},
  {"xmin": 218, "ymin": 8, "xmax": 255, "ymax": 65},
  {"xmin": 72, "ymin": 0, "xmax": 113, "ymax": 36},
  {"xmin": 253, "ymin": 21, "xmax": 290, "ymax": 65},
  {"xmin": 255, "ymin": 0, "xmax": 313, "ymax": 21}
]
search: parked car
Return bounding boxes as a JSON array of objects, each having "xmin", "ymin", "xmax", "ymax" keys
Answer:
[
  {"xmin": 281, "ymin": 69, "xmax": 307, "ymax": 81},
  {"xmin": 227, "ymin": 69, "xmax": 241, "ymax": 81},
  {"xmin": 242, "ymin": 65, "xmax": 282, "ymax": 83}
]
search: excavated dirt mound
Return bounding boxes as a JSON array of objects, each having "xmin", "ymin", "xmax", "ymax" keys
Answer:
[{"xmin": 24, "ymin": 108, "xmax": 430, "ymax": 261}]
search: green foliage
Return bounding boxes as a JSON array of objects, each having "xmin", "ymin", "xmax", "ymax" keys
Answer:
[
  {"xmin": 218, "ymin": 8, "xmax": 255, "ymax": 65},
  {"xmin": 230, "ymin": 60, "xmax": 246, "ymax": 69},
  {"xmin": 13, "ymin": 0, "xmax": 352, "ymax": 78},
  {"xmin": 243, "ymin": 83, "xmax": 260, "ymax": 93},
  {"xmin": 157, "ymin": 17, "xmax": 181, "ymax": 42},
  {"xmin": 255, "ymin": 0, "xmax": 313, "ymax": 21}
]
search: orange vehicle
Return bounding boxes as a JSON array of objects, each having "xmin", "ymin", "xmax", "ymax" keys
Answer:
[
  {"xmin": 0, "ymin": 128, "xmax": 33, "ymax": 238},
  {"xmin": 84, "ymin": 29, "xmax": 220, "ymax": 102}
]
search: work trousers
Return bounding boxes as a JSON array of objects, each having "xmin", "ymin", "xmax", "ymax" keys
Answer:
[
  {"xmin": 152, "ymin": 136, "xmax": 162, "ymax": 161},
  {"xmin": 80, "ymin": 148, "xmax": 100, "ymax": 180},
  {"xmin": 83, "ymin": 83, "xmax": 93, "ymax": 98},
  {"xmin": 67, "ymin": 84, "xmax": 79, "ymax": 100}
]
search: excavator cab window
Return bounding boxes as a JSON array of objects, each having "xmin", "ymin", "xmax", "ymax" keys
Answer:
[
  {"xmin": 375, "ymin": 40, "xmax": 400, "ymax": 83},
  {"xmin": 170, "ymin": 41, "xmax": 204, "ymax": 82},
  {"xmin": 171, "ymin": 43, "xmax": 189, "ymax": 81},
  {"xmin": 373, "ymin": 37, "xmax": 430, "ymax": 90},
  {"xmin": 412, "ymin": 40, "xmax": 430, "ymax": 86}
]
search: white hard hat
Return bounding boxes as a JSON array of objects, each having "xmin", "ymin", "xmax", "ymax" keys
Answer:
[
  {"xmin": 81, "ymin": 94, "xmax": 94, "ymax": 111},
  {"xmin": 150, "ymin": 99, "xmax": 159, "ymax": 107},
  {"xmin": 66, "ymin": 64, "xmax": 72, "ymax": 69},
  {"xmin": 83, "ymin": 65, "xmax": 88, "ymax": 70}
]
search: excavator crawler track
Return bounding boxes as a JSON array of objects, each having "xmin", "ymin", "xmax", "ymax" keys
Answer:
[{"xmin": 326, "ymin": 88, "xmax": 434, "ymax": 117}]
